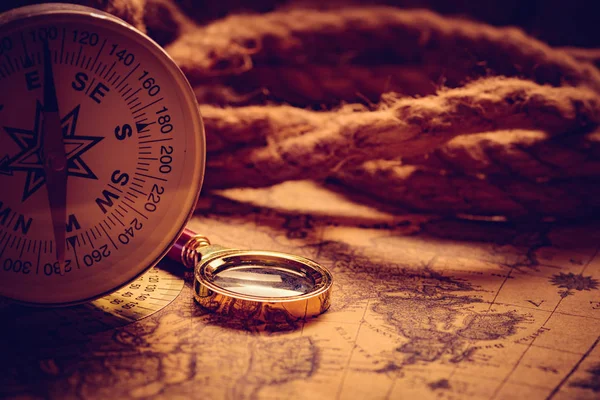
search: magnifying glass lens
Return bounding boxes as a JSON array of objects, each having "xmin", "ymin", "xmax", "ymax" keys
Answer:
[
  {"xmin": 193, "ymin": 249, "xmax": 333, "ymax": 323},
  {"xmin": 213, "ymin": 265, "xmax": 316, "ymax": 297}
]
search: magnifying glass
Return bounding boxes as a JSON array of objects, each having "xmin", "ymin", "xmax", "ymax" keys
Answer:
[
  {"xmin": 169, "ymin": 230, "xmax": 332, "ymax": 322},
  {"xmin": 0, "ymin": 4, "xmax": 333, "ymax": 323}
]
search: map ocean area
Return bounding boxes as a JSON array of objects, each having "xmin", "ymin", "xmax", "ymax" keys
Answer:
[{"xmin": 1, "ymin": 181, "xmax": 600, "ymax": 399}]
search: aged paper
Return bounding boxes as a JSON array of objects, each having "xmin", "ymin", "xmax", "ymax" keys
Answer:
[{"xmin": 1, "ymin": 181, "xmax": 599, "ymax": 399}]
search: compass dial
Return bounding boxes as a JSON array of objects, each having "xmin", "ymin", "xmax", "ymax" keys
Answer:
[{"xmin": 0, "ymin": 5, "xmax": 205, "ymax": 305}]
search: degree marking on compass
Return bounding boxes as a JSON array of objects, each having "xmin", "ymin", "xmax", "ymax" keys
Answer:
[
  {"xmin": 103, "ymin": 61, "xmax": 116, "ymax": 79},
  {"xmin": 75, "ymin": 45, "xmax": 83, "ymax": 66},
  {"xmin": 72, "ymin": 242, "xmax": 80, "ymax": 269},
  {"xmin": 134, "ymin": 113, "xmax": 149, "ymax": 123},
  {"xmin": 132, "ymin": 97, "xmax": 164, "ymax": 116},
  {"xmin": 136, "ymin": 166, "xmax": 149, "ymax": 172},
  {"xmin": 116, "ymin": 207, "xmax": 126, "ymax": 217},
  {"xmin": 86, "ymin": 231, "xmax": 94, "ymax": 249},
  {"xmin": 35, "ymin": 240, "xmax": 42, "ymax": 274},
  {"xmin": 126, "ymin": 191, "xmax": 138, "ymax": 199},
  {"xmin": 0, "ymin": 232, "xmax": 9, "ymax": 260},
  {"xmin": 100, "ymin": 223, "xmax": 118, "ymax": 250},
  {"xmin": 124, "ymin": 88, "xmax": 141, "ymax": 101},
  {"xmin": 89, "ymin": 39, "xmax": 106, "ymax": 72},
  {"xmin": 111, "ymin": 212, "xmax": 124, "ymax": 226},
  {"xmin": 140, "ymin": 138, "xmax": 173, "ymax": 145},
  {"xmin": 94, "ymin": 61, "xmax": 103, "ymax": 74},
  {"xmin": 129, "ymin": 100, "xmax": 141, "ymax": 109},
  {"xmin": 19, "ymin": 239, "xmax": 26, "ymax": 258},
  {"xmin": 116, "ymin": 62, "xmax": 139, "ymax": 89},
  {"xmin": 70, "ymin": 51, "xmax": 75, "ymax": 66},
  {"xmin": 119, "ymin": 83, "xmax": 129, "ymax": 94},
  {"xmin": 129, "ymin": 187, "xmax": 146, "ymax": 196},
  {"xmin": 109, "ymin": 72, "xmax": 118, "ymax": 84},
  {"xmin": 122, "ymin": 201, "xmax": 148, "ymax": 220},
  {"xmin": 85, "ymin": 57, "xmax": 91, "ymax": 69},
  {"xmin": 135, "ymin": 172, "xmax": 167, "ymax": 182},
  {"xmin": 106, "ymin": 215, "xmax": 115, "ymax": 227}
]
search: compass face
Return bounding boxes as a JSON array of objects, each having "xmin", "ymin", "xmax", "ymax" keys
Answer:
[{"xmin": 0, "ymin": 5, "xmax": 205, "ymax": 305}]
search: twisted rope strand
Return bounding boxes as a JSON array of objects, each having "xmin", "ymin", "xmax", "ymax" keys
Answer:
[
  {"xmin": 402, "ymin": 130, "xmax": 600, "ymax": 181},
  {"xmin": 202, "ymin": 77, "xmax": 599, "ymax": 188},
  {"xmin": 333, "ymin": 161, "xmax": 600, "ymax": 219},
  {"xmin": 166, "ymin": 6, "xmax": 600, "ymax": 94}
]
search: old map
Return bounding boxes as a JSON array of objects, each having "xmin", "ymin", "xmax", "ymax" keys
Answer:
[{"xmin": 1, "ymin": 181, "xmax": 599, "ymax": 399}]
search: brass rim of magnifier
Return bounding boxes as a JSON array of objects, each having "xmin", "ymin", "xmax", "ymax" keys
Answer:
[{"xmin": 193, "ymin": 250, "xmax": 333, "ymax": 323}]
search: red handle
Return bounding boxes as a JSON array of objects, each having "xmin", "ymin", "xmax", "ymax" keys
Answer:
[{"xmin": 167, "ymin": 228, "xmax": 197, "ymax": 263}]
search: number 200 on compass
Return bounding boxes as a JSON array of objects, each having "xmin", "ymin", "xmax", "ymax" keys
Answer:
[{"xmin": 0, "ymin": 5, "xmax": 205, "ymax": 306}]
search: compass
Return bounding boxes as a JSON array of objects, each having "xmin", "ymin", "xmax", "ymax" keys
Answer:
[
  {"xmin": 0, "ymin": 4, "xmax": 204, "ymax": 305},
  {"xmin": 0, "ymin": 4, "xmax": 332, "ymax": 323}
]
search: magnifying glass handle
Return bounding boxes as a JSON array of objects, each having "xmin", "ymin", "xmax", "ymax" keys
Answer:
[{"xmin": 167, "ymin": 228, "xmax": 222, "ymax": 268}]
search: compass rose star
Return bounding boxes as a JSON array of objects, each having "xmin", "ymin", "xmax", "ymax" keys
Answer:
[
  {"xmin": 3, "ymin": 101, "xmax": 103, "ymax": 201},
  {"xmin": 0, "ymin": 155, "xmax": 12, "ymax": 176}
]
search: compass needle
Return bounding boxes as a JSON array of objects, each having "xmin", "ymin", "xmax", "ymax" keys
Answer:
[{"xmin": 41, "ymin": 40, "xmax": 67, "ymax": 273}]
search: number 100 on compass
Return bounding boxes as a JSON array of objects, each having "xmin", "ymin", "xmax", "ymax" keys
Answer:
[{"xmin": 0, "ymin": 5, "xmax": 205, "ymax": 306}]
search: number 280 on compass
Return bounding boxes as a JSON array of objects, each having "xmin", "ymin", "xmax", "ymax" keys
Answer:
[{"xmin": 0, "ymin": 5, "xmax": 205, "ymax": 306}]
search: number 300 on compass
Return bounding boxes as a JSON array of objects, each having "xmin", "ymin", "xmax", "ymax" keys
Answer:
[{"xmin": 0, "ymin": 4, "xmax": 205, "ymax": 305}]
